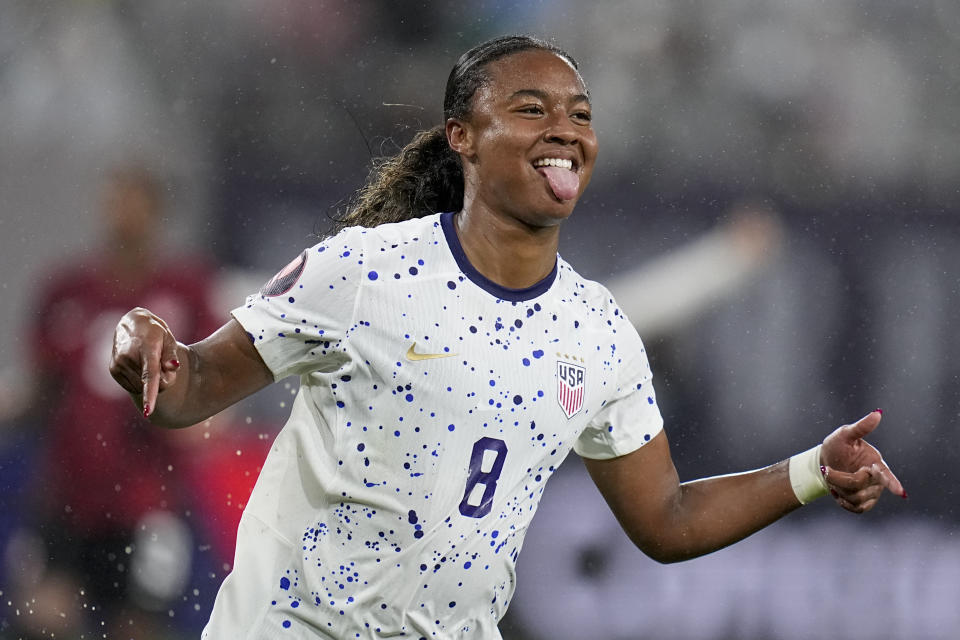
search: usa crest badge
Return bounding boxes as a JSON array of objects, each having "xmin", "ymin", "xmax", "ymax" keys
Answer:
[{"xmin": 557, "ymin": 360, "xmax": 585, "ymax": 418}]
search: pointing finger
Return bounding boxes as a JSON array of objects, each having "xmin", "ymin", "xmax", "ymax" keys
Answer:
[
  {"xmin": 872, "ymin": 462, "xmax": 907, "ymax": 499},
  {"xmin": 141, "ymin": 338, "xmax": 163, "ymax": 417},
  {"xmin": 826, "ymin": 463, "xmax": 907, "ymax": 500}
]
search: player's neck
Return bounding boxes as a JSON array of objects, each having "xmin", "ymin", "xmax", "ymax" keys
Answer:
[{"xmin": 453, "ymin": 207, "xmax": 559, "ymax": 289}]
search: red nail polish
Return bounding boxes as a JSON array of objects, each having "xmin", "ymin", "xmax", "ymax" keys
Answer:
[
  {"xmin": 820, "ymin": 465, "xmax": 827, "ymax": 477},
  {"xmin": 170, "ymin": 359, "xmax": 181, "ymax": 368},
  {"xmin": 874, "ymin": 408, "xmax": 883, "ymax": 415},
  {"xmin": 143, "ymin": 403, "xmax": 150, "ymax": 417},
  {"xmin": 901, "ymin": 491, "xmax": 908, "ymax": 500}
]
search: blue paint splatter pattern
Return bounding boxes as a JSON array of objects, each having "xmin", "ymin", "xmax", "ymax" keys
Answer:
[{"xmin": 208, "ymin": 213, "xmax": 664, "ymax": 639}]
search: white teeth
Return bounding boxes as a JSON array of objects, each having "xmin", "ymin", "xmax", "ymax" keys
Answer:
[{"xmin": 533, "ymin": 158, "xmax": 573, "ymax": 170}]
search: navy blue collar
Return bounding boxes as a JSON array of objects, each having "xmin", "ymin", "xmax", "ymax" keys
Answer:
[{"xmin": 440, "ymin": 211, "xmax": 557, "ymax": 302}]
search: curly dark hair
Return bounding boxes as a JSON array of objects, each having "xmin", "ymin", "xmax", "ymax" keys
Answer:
[{"xmin": 332, "ymin": 35, "xmax": 579, "ymax": 233}]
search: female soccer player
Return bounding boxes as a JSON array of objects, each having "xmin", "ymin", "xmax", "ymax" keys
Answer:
[{"xmin": 109, "ymin": 35, "xmax": 904, "ymax": 639}]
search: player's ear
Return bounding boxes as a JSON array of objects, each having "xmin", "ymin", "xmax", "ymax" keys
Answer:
[{"xmin": 446, "ymin": 118, "xmax": 475, "ymax": 160}]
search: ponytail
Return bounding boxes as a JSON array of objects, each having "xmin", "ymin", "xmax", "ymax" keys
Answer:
[{"xmin": 333, "ymin": 125, "xmax": 463, "ymax": 233}]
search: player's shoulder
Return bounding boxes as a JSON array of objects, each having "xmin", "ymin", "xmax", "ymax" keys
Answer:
[
  {"xmin": 341, "ymin": 214, "xmax": 448, "ymax": 276},
  {"xmin": 556, "ymin": 256, "xmax": 632, "ymax": 328},
  {"xmin": 271, "ymin": 215, "xmax": 443, "ymax": 294},
  {"xmin": 315, "ymin": 213, "xmax": 442, "ymax": 256},
  {"xmin": 556, "ymin": 256, "xmax": 619, "ymax": 307},
  {"xmin": 358, "ymin": 213, "xmax": 443, "ymax": 252}
]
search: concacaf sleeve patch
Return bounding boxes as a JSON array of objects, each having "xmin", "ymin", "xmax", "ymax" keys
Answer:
[{"xmin": 260, "ymin": 250, "xmax": 308, "ymax": 296}]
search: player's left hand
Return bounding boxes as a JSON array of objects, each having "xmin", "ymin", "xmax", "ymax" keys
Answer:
[{"xmin": 820, "ymin": 410, "xmax": 906, "ymax": 513}]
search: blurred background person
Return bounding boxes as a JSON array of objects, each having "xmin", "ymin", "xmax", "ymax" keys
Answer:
[{"xmin": 6, "ymin": 164, "xmax": 221, "ymax": 639}]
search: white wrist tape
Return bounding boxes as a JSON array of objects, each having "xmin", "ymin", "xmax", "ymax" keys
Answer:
[{"xmin": 789, "ymin": 445, "xmax": 829, "ymax": 504}]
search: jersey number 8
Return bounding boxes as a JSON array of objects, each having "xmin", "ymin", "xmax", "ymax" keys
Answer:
[{"xmin": 458, "ymin": 437, "xmax": 508, "ymax": 518}]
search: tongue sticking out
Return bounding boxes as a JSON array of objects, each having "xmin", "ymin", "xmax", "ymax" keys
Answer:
[{"xmin": 537, "ymin": 166, "xmax": 580, "ymax": 202}]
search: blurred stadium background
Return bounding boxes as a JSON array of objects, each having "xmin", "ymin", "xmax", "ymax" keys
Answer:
[{"xmin": 1, "ymin": 1, "xmax": 959, "ymax": 638}]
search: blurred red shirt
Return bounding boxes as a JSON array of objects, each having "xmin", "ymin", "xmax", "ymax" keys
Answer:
[{"xmin": 29, "ymin": 254, "xmax": 222, "ymax": 535}]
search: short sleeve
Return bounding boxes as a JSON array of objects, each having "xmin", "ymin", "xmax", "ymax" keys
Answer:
[
  {"xmin": 231, "ymin": 227, "xmax": 364, "ymax": 381},
  {"xmin": 574, "ymin": 319, "xmax": 664, "ymax": 460}
]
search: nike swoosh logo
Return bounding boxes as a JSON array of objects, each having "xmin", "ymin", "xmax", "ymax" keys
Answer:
[{"xmin": 405, "ymin": 342, "xmax": 456, "ymax": 361}]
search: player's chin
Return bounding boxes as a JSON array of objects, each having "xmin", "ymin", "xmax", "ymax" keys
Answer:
[
  {"xmin": 511, "ymin": 188, "xmax": 581, "ymax": 228},
  {"xmin": 526, "ymin": 205, "xmax": 575, "ymax": 229},
  {"xmin": 539, "ymin": 191, "xmax": 580, "ymax": 221}
]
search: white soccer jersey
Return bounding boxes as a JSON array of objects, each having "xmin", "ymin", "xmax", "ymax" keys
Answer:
[{"xmin": 206, "ymin": 212, "xmax": 663, "ymax": 639}]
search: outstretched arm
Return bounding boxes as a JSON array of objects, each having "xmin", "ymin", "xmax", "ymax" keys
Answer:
[
  {"xmin": 584, "ymin": 410, "xmax": 905, "ymax": 564},
  {"xmin": 109, "ymin": 307, "xmax": 274, "ymax": 428}
]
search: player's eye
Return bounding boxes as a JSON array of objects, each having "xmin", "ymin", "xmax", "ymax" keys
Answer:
[{"xmin": 518, "ymin": 105, "xmax": 545, "ymax": 115}]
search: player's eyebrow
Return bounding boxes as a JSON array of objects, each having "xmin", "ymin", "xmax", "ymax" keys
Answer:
[{"xmin": 508, "ymin": 89, "xmax": 591, "ymax": 105}]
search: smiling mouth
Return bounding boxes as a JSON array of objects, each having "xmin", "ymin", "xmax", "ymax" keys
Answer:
[
  {"xmin": 533, "ymin": 157, "xmax": 575, "ymax": 171},
  {"xmin": 533, "ymin": 157, "xmax": 579, "ymax": 201}
]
